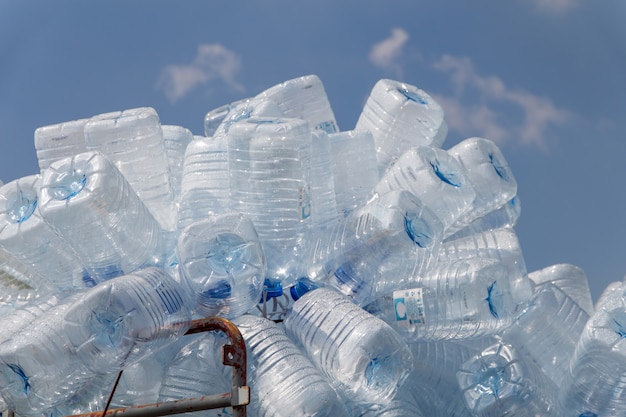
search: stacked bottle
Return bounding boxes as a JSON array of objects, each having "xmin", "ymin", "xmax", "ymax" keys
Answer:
[
  {"xmin": 83, "ymin": 107, "xmax": 176, "ymax": 231},
  {"xmin": 227, "ymin": 117, "xmax": 312, "ymax": 286},
  {"xmin": 254, "ymin": 74, "xmax": 339, "ymax": 133},
  {"xmin": 0, "ymin": 175, "xmax": 88, "ymax": 290},
  {"xmin": 176, "ymin": 212, "xmax": 266, "ymax": 319},
  {"xmin": 328, "ymin": 129, "xmax": 380, "ymax": 217},
  {"xmin": 446, "ymin": 137, "xmax": 518, "ymax": 237},
  {"xmin": 355, "ymin": 79, "xmax": 448, "ymax": 175},
  {"xmin": 37, "ymin": 151, "xmax": 165, "ymax": 284},
  {"xmin": 284, "ymin": 287, "xmax": 413, "ymax": 408},
  {"xmin": 63, "ymin": 267, "xmax": 193, "ymax": 374},
  {"xmin": 233, "ymin": 315, "xmax": 351, "ymax": 416},
  {"xmin": 177, "ymin": 136, "xmax": 230, "ymax": 231},
  {"xmin": 161, "ymin": 125, "xmax": 193, "ymax": 204},
  {"xmin": 457, "ymin": 341, "xmax": 564, "ymax": 416},
  {"xmin": 302, "ymin": 189, "xmax": 443, "ymax": 307},
  {"xmin": 371, "ymin": 145, "xmax": 476, "ymax": 233},
  {"xmin": 34, "ymin": 117, "xmax": 89, "ymax": 172}
]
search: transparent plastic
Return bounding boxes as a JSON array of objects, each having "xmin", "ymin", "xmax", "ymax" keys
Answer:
[{"xmin": 177, "ymin": 213, "xmax": 265, "ymax": 319}]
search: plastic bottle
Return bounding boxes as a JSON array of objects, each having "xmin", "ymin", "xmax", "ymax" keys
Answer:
[
  {"xmin": 253, "ymin": 276, "xmax": 322, "ymax": 322},
  {"xmin": 444, "ymin": 195, "xmax": 521, "ymax": 241},
  {"xmin": 233, "ymin": 314, "xmax": 350, "ymax": 417},
  {"xmin": 161, "ymin": 125, "xmax": 193, "ymax": 204},
  {"xmin": 111, "ymin": 340, "xmax": 183, "ymax": 408},
  {"xmin": 227, "ymin": 117, "xmax": 312, "ymax": 286},
  {"xmin": 176, "ymin": 213, "xmax": 266, "ymax": 319},
  {"xmin": 83, "ymin": 107, "xmax": 176, "ymax": 231},
  {"xmin": 457, "ymin": 341, "xmax": 564, "ymax": 417},
  {"xmin": 284, "ymin": 287, "xmax": 413, "ymax": 408},
  {"xmin": 34, "ymin": 117, "xmax": 89, "ymax": 172},
  {"xmin": 328, "ymin": 129, "xmax": 380, "ymax": 217},
  {"xmin": 309, "ymin": 130, "xmax": 339, "ymax": 230},
  {"xmin": 369, "ymin": 257, "xmax": 518, "ymax": 341},
  {"xmin": 302, "ymin": 189, "xmax": 443, "ymax": 307},
  {"xmin": 446, "ymin": 137, "xmax": 517, "ymax": 236},
  {"xmin": 254, "ymin": 74, "xmax": 339, "ymax": 133},
  {"xmin": 371, "ymin": 145, "xmax": 476, "ymax": 233},
  {"xmin": 355, "ymin": 79, "xmax": 447, "ymax": 175},
  {"xmin": 560, "ymin": 281, "xmax": 626, "ymax": 416},
  {"xmin": 0, "ymin": 236, "xmax": 48, "ymax": 292},
  {"xmin": 0, "ymin": 291, "xmax": 91, "ymax": 416},
  {"xmin": 527, "ymin": 263, "xmax": 594, "ymax": 316},
  {"xmin": 203, "ymin": 97, "xmax": 249, "ymax": 137},
  {"xmin": 209, "ymin": 96, "xmax": 283, "ymax": 138},
  {"xmin": 0, "ymin": 175, "xmax": 88, "ymax": 290},
  {"xmin": 500, "ymin": 282, "xmax": 590, "ymax": 387},
  {"xmin": 438, "ymin": 227, "xmax": 534, "ymax": 307},
  {"xmin": 37, "ymin": 151, "xmax": 166, "ymax": 284},
  {"xmin": 177, "ymin": 136, "xmax": 230, "ymax": 231},
  {"xmin": 63, "ymin": 267, "xmax": 193, "ymax": 374}
]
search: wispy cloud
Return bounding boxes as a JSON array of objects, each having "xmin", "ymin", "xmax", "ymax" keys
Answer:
[
  {"xmin": 157, "ymin": 43, "xmax": 244, "ymax": 103},
  {"xmin": 433, "ymin": 54, "xmax": 572, "ymax": 149},
  {"xmin": 529, "ymin": 0, "xmax": 577, "ymax": 14},
  {"xmin": 369, "ymin": 28, "xmax": 409, "ymax": 78}
]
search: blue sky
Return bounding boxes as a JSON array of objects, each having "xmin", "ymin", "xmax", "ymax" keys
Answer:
[{"xmin": 1, "ymin": 0, "xmax": 625, "ymax": 302}]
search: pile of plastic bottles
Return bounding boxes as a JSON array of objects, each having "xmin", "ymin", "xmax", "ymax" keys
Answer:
[{"xmin": 0, "ymin": 74, "xmax": 622, "ymax": 417}]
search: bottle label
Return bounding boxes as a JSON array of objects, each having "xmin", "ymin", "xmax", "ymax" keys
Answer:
[
  {"xmin": 298, "ymin": 185, "xmax": 311, "ymax": 221},
  {"xmin": 393, "ymin": 288, "xmax": 425, "ymax": 326}
]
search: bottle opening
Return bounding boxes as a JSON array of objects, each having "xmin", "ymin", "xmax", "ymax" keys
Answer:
[
  {"xmin": 50, "ymin": 169, "xmax": 87, "ymax": 200},
  {"xmin": 290, "ymin": 277, "xmax": 319, "ymax": 301},
  {"xmin": 7, "ymin": 364, "xmax": 30, "ymax": 395},
  {"xmin": 489, "ymin": 152, "xmax": 510, "ymax": 181},
  {"xmin": 430, "ymin": 159, "xmax": 461, "ymax": 187},
  {"xmin": 397, "ymin": 87, "xmax": 428, "ymax": 105},
  {"xmin": 202, "ymin": 280, "xmax": 232, "ymax": 299},
  {"xmin": 7, "ymin": 189, "xmax": 38, "ymax": 224},
  {"xmin": 404, "ymin": 213, "xmax": 433, "ymax": 248},
  {"xmin": 260, "ymin": 278, "xmax": 283, "ymax": 302}
]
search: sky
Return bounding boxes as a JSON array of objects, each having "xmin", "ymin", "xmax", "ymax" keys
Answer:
[{"xmin": 1, "ymin": 0, "xmax": 625, "ymax": 302}]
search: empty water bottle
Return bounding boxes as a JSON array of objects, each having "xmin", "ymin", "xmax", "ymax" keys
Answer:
[
  {"xmin": 158, "ymin": 332, "xmax": 231, "ymax": 417},
  {"xmin": 34, "ymin": 117, "xmax": 89, "ymax": 172},
  {"xmin": 227, "ymin": 117, "xmax": 312, "ymax": 286},
  {"xmin": 355, "ymin": 79, "xmax": 448, "ymax": 175},
  {"xmin": 560, "ymin": 280, "xmax": 626, "ymax": 416},
  {"xmin": 63, "ymin": 267, "xmax": 193, "ymax": 374},
  {"xmin": 37, "ymin": 151, "xmax": 166, "ymax": 283},
  {"xmin": 457, "ymin": 341, "xmax": 564, "ymax": 417},
  {"xmin": 254, "ymin": 74, "xmax": 339, "ymax": 133},
  {"xmin": 328, "ymin": 129, "xmax": 380, "ymax": 217},
  {"xmin": 371, "ymin": 145, "xmax": 476, "ymax": 232},
  {"xmin": 204, "ymin": 97, "xmax": 249, "ymax": 137},
  {"xmin": 528, "ymin": 263, "xmax": 594, "ymax": 316},
  {"xmin": 161, "ymin": 124, "xmax": 193, "ymax": 203},
  {"xmin": 446, "ymin": 137, "xmax": 517, "ymax": 236},
  {"xmin": 177, "ymin": 212, "xmax": 265, "ymax": 319},
  {"xmin": 500, "ymin": 282, "xmax": 589, "ymax": 386},
  {"xmin": 303, "ymin": 189, "xmax": 443, "ymax": 307},
  {"xmin": 84, "ymin": 107, "xmax": 176, "ymax": 231},
  {"xmin": 284, "ymin": 287, "xmax": 413, "ymax": 407},
  {"xmin": 444, "ymin": 195, "xmax": 521, "ymax": 241},
  {"xmin": 309, "ymin": 130, "xmax": 339, "ymax": 229},
  {"xmin": 233, "ymin": 314, "xmax": 350, "ymax": 417},
  {"xmin": 0, "ymin": 175, "xmax": 88, "ymax": 290},
  {"xmin": 177, "ymin": 136, "xmax": 230, "ymax": 231},
  {"xmin": 0, "ymin": 291, "xmax": 90, "ymax": 416},
  {"xmin": 439, "ymin": 227, "xmax": 534, "ymax": 306},
  {"xmin": 370, "ymin": 257, "xmax": 518, "ymax": 341}
]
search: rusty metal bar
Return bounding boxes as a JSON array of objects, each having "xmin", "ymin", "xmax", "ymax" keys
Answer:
[{"xmin": 64, "ymin": 316, "xmax": 248, "ymax": 417}]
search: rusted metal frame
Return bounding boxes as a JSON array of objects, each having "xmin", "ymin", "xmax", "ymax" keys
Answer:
[{"xmin": 64, "ymin": 316, "xmax": 249, "ymax": 417}]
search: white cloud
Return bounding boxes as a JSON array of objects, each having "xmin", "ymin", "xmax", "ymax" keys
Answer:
[
  {"xmin": 369, "ymin": 28, "xmax": 409, "ymax": 78},
  {"xmin": 157, "ymin": 43, "xmax": 244, "ymax": 103},
  {"xmin": 433, "ymin": 54, "xmax": 572, "ymax": 148}
]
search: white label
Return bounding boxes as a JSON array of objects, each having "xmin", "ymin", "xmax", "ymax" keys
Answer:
[{"xmin": 393, "ymin": 288, "xmax": 425, "ymax": 327}]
